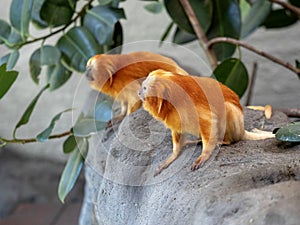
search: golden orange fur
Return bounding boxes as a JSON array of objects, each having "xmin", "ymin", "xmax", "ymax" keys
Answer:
[
  {"xmin": 86, "ymin": 52, "xmax": 187, "ymax": 124},
  {"xmin": 138, "ymin": 69, "xmax": 274, "ymax": 176}
]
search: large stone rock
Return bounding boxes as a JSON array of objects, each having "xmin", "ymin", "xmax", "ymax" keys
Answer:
[{"xmin": 80, "ymin": 102, "xmax": 300, "ymax": 225}]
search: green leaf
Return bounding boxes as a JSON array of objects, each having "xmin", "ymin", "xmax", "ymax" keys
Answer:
[
  {"xmin": 239, "ymin": 0, "xmax": 251, "ymax": 21},
  {"xmin": 29, "ymin": 45, "xmax": 61, "ymax": 84},
  {"xmin": 72, "ymin": 118, "xmax": 107, "ymax": 137},
  {"xmin": 9, "ymin": 0, "xmax": 33, "ymax": 40},
  {"xmin": 207, "ymin": 0, "xmax": 241, "ymax": 61},
  {"xmin": 240, "ymin": 0, "xmax": 271, "ymax": 38},
  {"xmin": 98, "ymin": 0, "xmax": 113, "ymax": 5},
  {"xmin": 58, "ymin": 138, "xmax": 88, "ymax": 203},
  {"xmin": 0, "ymin": 64, "xmax": 18, "ymax": 100},
  {"xmin": 144, "ymin": 2, "xmax": 163, "ymax": 14},
  {"xmin": 13, "ymin": 84, "xmax": 49, "ymax": 137},
  {"xmin": 47, "ymin": 61, "xmax": 72, "ymax": 91},
  {"xmin": 107, "ymin": 21, "xmax": 123, "ymax": 54},
  {"xmin": 94, "ymin": 99, "xmax": 113, "ymax": 122},
  {"xmin": 160, "ymin": 22, "xmax": 174, "ymax": 43},
  {"xmin": 6, "ymin": 28, "xmax": 24, "ymax": 48},
  {"xmin": 0, "ymin": 19, "xmax": 11, "ymax": 45},
  {"xmin": 70, "ymin": 95, "xmax": 113, "ymax": 138},
  {"xmin": 83, "ymin": 5, "xmax": 125, "ymax": 46},
  {"xmin": 57, "ymin": 27, "xmax": 101, "ymax": 72},
  {"xmin": 296, "ymin": 60, "xmax": 300, "ymax": 79},
  {"xmin": 0, "ymin": 139, "xmax": 7, "ymax": 148},
  {"xmin": 0, "ymin": 54, "xmax": 9, "ymax": 66},
  {"xmin": 0, "ymin": 50, "xmax": 20, "ymax": 70},
  {"xmin": 67, "ymin": 0, "xmax": 77, "ymax": 10},
  {"xmin": 36, "ymin": 108, "xmax": 72, "ymax": 142},
  {"xmin": 40, "ymin": 0, "xmax": 77, "ymax": 27},
  {"xmin": 275, "ymin": 122, "xmax": 300, "ymax": 142},
  {"xmin": 164, "ymin": 0, "xmax": 212, "ymax": 34},
  {"xmin": 262, "ymin": 9, "xmax": 298, "ymax": 29},
  {"xmin": 289, "ymin": 0, "xmax": 300, "ymax": 7},
  {"xmin": 31, "ymin": 0, "xmax": 48, "ymax": 29},
  {"xmin": 173, "ymin": 27, "xmax": 197, "ymax": 45},
  {"xmin": 6, "ymin": 50, "xmax": 20, "ymax": 70},
  {"xmin": 63, "ymin": 135, "xmax": 77, "ymax": 154},
  {"xmin": 213, "ymin": 58, "xmax": 249, "ymax": 97}
]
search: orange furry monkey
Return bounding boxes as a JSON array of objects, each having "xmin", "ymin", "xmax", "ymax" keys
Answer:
[
  {"xmin": 86, "ymin": 51, "xmax": 187, "ymax": 124},
  {"xmin": 138, "ymin": 69, "xmax": 274, "ymax": 176}
]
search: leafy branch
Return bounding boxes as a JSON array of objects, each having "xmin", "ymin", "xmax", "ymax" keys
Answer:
[
  {"xmin": 179, "ymin": 0, "xmax": 218, "ymax": 69},
  {"xmin": 179, "ymin": 0, "xmax": 300, "ymax": 77},
  {"xmin": 271, "ymin": 0, "xmax": 300, "ymax": 17},
  {"xmin": 207, "ymin": 37, "xmax": 300, "ymax": 76},
  {"xmin": 10, "ymin": 0, "xmax": 94, "ymax": 49},
  {"xmin": 0, "ymin": 131, "xmax": 72, "ymax": 145}
]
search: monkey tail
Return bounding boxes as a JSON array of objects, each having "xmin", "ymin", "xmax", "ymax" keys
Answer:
[{"xmin": 242, "ymin": 129, "xmax": 275, "ymax": 141}]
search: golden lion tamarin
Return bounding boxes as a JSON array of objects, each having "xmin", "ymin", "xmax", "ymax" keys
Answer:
[
  {"xmin": 86, "ymin": 51, "xmax": 187, "ymax": 124},
  {"xmin": 138, "ymin": 69, "xmax": 274, "ymax": 176}
]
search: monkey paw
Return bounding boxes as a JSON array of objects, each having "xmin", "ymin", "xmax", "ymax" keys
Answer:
[
  {"xmin": 191, "ymin": 155, "xmax": 209, "ymax": 171},
  {"xmin": 191, "ymin": 162, "xmax": 201, "ymax": 171},
  {"xmin": 154, "ymin": 166, "xmax": 164, "ymax": 177}
]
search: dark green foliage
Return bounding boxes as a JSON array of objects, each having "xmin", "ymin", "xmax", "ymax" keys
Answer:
[
  {"xmin": 164, "ymin": 0, "xmax": 212, "ymax": 34},
  {"xmin": 30, "ymin": 45, "xmax": 61, "ymax": 84},
  {"xmin": 296, "ymin": 60, "xmax": 300, "ymax": 78},
  {"xmin": 83, "ymin": 5, "xmax": 125, "ymax": 46},
  {"xmin": 240, "ymin": 0, "xmax": 271, "ymax": 38},
  {"xmin": 40, "ymin": 0, "xmax": 77, "ymax": 27},
  {"xmin": 56, "ymin": 27, "xmax": 102, "ymax": 72},
  {"xmin": 9, "ymin": 0, "xmax": 32, "ymax": 40},
  {"xmin": 262, "ymin": 9, "xmax": 298, "ymax": 28},
  {"xmin": 213, "ymin": 58, "xmax": 249, "ymax": 98},
  {"xmin": 58, "ymin": 137, "xmax": 88, "ymax": 203},
  {"xmin": 13, "ymin": 85, "xmax": 49, "ymax": 138},
  {"xmin": 36, "ymin": 109, "xmax": 72, "ymax": 142},
  {"xmin": 63, "ymin": 135, "xmax": 77, "ymax": 154},
  {"xmin": 207, "ymin": 0, "xmax": 241, "ymax": 61},
  {"xmin": 275, "ymin": 122, "xmax": 300, "ymax": 142},
  {"xmin": 0, "ymin": 64, "xmax": 18, "ymax": 99}
]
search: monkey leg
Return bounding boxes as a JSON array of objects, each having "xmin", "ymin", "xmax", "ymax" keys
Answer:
[
  {"xmin": 154, "ymin": 131, "xmax": 186, "ymax": 176},
  {"xmin": 191, "ymin": 122, "xmax": 219, "ymax": 171}
]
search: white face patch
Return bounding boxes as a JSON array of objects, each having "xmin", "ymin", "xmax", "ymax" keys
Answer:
[
  {"xmin": 138, "ymin": 81, "xmax": 147, "ymax": 101},
  {"xmin": 138, "ymin": 75, "xmax": 155, "ymax": 101}
]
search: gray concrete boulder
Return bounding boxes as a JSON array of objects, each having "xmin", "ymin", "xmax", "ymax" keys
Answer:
[{"xmin": 80, "ymin": 99, "xmax": 300, "ymax": 225}]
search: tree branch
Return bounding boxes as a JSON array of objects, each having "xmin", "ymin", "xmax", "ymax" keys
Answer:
[
  {"xmin": 276, "ymin": 108, "xmax": 300, "ymax": 118},
  {"xmin": 271, "ymin": 0, "xmax": 300, "ymax": 17},
  {"xmin": 179, "ymin": 0, "xmax": 218, "ymax": 69},
  {"xmin": 11, "ymin": 0, "xmax": 94, "ymax": 48},
  {"xmin": 207, "ymin": 37, "xmax": 300, "ymax": 75},
  {"xmin": 0, "ymin": 130, "xmax": 72, "ymax": 145}
]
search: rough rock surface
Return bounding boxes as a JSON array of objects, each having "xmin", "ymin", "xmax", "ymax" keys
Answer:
[{"xmin": 80, "ymin": 106, "xmax": 300, "ymax": 225}]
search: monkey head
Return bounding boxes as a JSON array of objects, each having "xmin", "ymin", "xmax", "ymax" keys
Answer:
[
  {"xmin": 85, "ymin": 54, "xmax": 116, "ymax": 91},
  {"xmin": 138, "ymin": 69, "xmax": 173, "ymax": 101}
]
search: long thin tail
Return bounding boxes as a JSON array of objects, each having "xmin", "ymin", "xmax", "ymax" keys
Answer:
[{"xmin": 242, "ymin": 129, "xmax": 275, "ymax": 140}]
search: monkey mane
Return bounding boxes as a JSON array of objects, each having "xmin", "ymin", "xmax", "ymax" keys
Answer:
[{"xmin": 94, "ymin": 56, "xmax": 117, "ymax": 87}]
